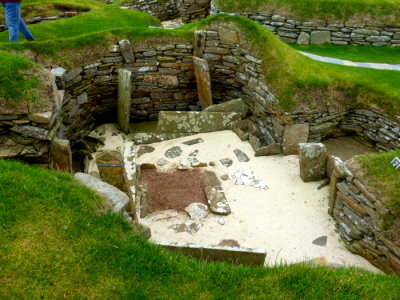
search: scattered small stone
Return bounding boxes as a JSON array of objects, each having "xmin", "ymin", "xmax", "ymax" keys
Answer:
[
  {"xmin": 185, "ymin": 203, "xmax": 208, "ymax": 220},
  {"xmin": 189, "ymin": 150, "xmax": 199, "ymax": 157},
  {"xmin": 218, "ymin": 239, "xmax": 240, "ymax": 247},
  {"xmin": 312, "ymin": 236, "xmax": 328, "ymax": 246},
  {"xmin": 234, "ymin": 149, "xmax": 250, "ymax": 162},
  {"xmin": 140, "ymin": 163, "xmax": 157, "ymax": 170},
  {"xmin": 165, "ymin": 146, "xmax": 183, "ymax": 159},
  {"xmin": 169, "ymin": 222, "xmax": 203, "ymax": 234},
  {"xmin": 204, "ymin": 186, "xmax": 231, "ymax": 215},
  {"xmin": 230, "ymin": 169, "xmax": 268, "ymax": 190},
  {"xmin": 209, "ymin": 161, "xmax": 216, "ymax": 166},
  {"xmin": 218, "ymin": 218, "xmax": 225, "ymax": 225},
  {"xmin": 317, "ymin": 178, "xmax": 330, "ymax": 190},
  {"xmin": 220, "ymin": 174, "xmax": 229, "ymax": 181},
  {"xmin": 177, "ymin": 160, "xmax": 191, "ymax": 170},
  {"xmin": 220, "ymin": 158, "xmax": 233, "ymax": 167},
  {"xmin": 156, "ymin": 158, "xmax": 169, "ymax": 166},
  {"xmin": 182, "ymin": 138, "xmax": 204, "ymax": 146},
  {"xmin": 137, "ymin": 146, "xmax": 155, "ymax": 157},
  {"xmin": 188, "ymin": 157, "xmax": 207, "ymax": 168}
]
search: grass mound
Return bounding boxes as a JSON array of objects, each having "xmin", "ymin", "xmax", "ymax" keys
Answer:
[
  {"xmin": 1, "ymin": 159, "xmax": 400, "ymax": 298},
  {"xmin": 213, "ymin": 0, "xmax": 400, "ymax": 24}
]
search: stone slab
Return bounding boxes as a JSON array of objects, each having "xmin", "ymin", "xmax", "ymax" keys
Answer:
[
  {"xmin": 193, "ymin": 57, "xmax": 213, "ymax": 110},
  {"xmin": 156, "ymin": 241, "xmax": 266, "ymax": 267},
  {"xmin": 204, "ymin": 98, "xmax": 248, "ymax": 118},
  {"xmin": 282, "ymin": 124, "xmax": 309, "ymax": 155},
  {"xmin": 299, "ymin": 143, "xmax": 327, "ymax": 182},
  {"xmin": 157, "ymin": 111, "xmax": 241, "ymax": 133}
]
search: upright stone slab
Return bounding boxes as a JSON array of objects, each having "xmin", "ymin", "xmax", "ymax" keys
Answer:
[
  {"xmin": 118, "ymin": 40, "xmax": 135, "ymax": 63},
  {"xmin": 157, "ymin": 111, "xmax": 241, "ymax": 133},
  {"xmin": 193, "ymin": 57, "xmax": 213, "ymax": 110},
  {"xmin": 194, "ymin": 30, "xmax": 206, "ymax": 58},
  {"xmin": 203, "ymin": 98, "xmax": 248, "ymax": 118},
  {"xmin": 282, "ymin": 124, "xmax": 309, "ymax": 155},
  {"xmin": 299, "ymin": 143, "xmax": 327, "ymax": 182},
  {"xmin": 118, "ymin": 69, "xmax": 132, "ymax": 134},
  {"xmin": 50, "ymin": 138, "xmax": 72, "ymax": 173}
]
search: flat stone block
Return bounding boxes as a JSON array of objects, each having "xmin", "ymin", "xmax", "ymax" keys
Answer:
[
  {"xmin": 299, "ymin": 143, "xmax": 327, "ymax": 182},
  {"xmin": 282, "ymin": 124, "xmax": 309, "ymax": 155},
  {"xmin": 157, "ymin": 111, "xmax": 241, "ymax": 133}
]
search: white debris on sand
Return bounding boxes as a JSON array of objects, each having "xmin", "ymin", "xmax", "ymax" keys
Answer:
[{"xmin": 230, "ymin": 169, "xmax": 269, "ymax": 190}]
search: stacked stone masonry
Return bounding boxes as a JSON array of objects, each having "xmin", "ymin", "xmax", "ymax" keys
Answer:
[
  {"xmin": 330, "ymin": 162, "xmax": 400, "ymax": 274},
  {"xmin": 122, "ymin": 0, "xmax": 210, "ymax": 23},
  {"xmin": 211, "ymin": 3, "xmax": 400, "ymax": 46}
]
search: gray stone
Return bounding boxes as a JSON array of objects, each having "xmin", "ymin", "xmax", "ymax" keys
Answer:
[
  {"xmin": 157, "ymin": 111, "xmax": 241, "ymax": 133},
  {"xmin": 118, "ymin": 39, "xmax": 135, "ymax": 63},
  {"xmin": 299, "ymin": 143, "xmax": 327, "ymax": 182},
  {"xmin": 255, "ymin": 144, "xmax": 282, "ymax": 156},
  {"xmin": 220, "ymin": 158, "xmax": 233, "ymax": 167},
  {"xmin": 74, "ymin": 173, "xmax": 129, "ymax": 213},
  {"xmin": 193, "ymin": 57, "xmax": 213, "ymax": 110},
  {"xmin": 185, "ymin": 203, "xmax": 209, "ymax": 220},
  {"xmin": 297, "ymin": 32, "xmax": 311, "ymax": 45},
  {"xmin": 156, "ymin": 158, "xmax": 169, "ymax": 166},
  {"xmin": 118, "ymin": 69, "xmax": 132, "ymax": 134},
  {"xmin": 10, "ymin": 125, "xmax": 49, "ymax": 140},
  {"xmin": 310, "ymin": 31, "xmax": 331, "ymax": 44},
  {"xmin": 137, "ymin": 146, "xmax": 155, "ymax": 157},
  {"xmin": 282, "ymin": 124, "xmax": 309, "ymax": 155},
  {"xmin": 204, "ymin": 186, "xmax": 231, "ymax": 215},
  {"xmin": 182, "ymin": 138, "xmax": 204, "ymax": 145},
  {"xmin": 169, "ymin": 222, "xmax": 203, "ymax": 234},
  {"xmin": 165, "ymin": 146, "xmax": 182, "ymax": 158},
  {"xmin": 248, "ymin": 134, "xmax": 261, "ymax": 152},
  {"xmin": 234, "ymin": 149, "xmax": 250, "ymax": 162},
  {"xmin": 204, "ymin": 98, "xmax": 248, "ymax": 118},
  {"xmin": 312, "ymin": 236, "xmax": 328, "ymax": 246},
  {"xmin": 202, "ymin": 170, "xmax": 221, "ymax": 187},
  {"xmin": 28, "ymin": 111, "xmax": 53, "ymax": 124}
]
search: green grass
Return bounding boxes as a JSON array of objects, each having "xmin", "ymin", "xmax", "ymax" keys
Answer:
[
  {"xmin": 213, "ymin": 0, "xmax": 400, "ymax": 24},
  {"xmin": 1, "ymin": 158, "xmax": 400, "ymax": 298},
  {"xmin": 356, "ymin": 150, "xmax": 400, "ymax": 216},
  {"xmin": 291, "ymin": 44, "xmax": 400, "ymax": 65},
  {"xmin": 1, "ymin": 2, "xmax": 400, "ymax": 117}
]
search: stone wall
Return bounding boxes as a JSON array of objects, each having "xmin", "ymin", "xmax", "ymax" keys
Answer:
[
  {"xmin": 211, "ymin": 3, "xmax": 400, "ymax": 46},
  {"xmin": 52, "ymin": 40, "xmax": 197, "ymax": 142},
  {"xmin": 329, "ymin": 158, "xmax": 400, "ymax": 274},
  {"xmin": 122, "ymin": 0, "xmax": 211, "ymax": 23}
]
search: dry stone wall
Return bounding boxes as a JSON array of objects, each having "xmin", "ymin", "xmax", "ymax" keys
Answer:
[
  {"xmin": 122, "ymin": 0, "xmax": 211, "ymax": 23},
  {"xmin": 329, "ymin": 158, "xmax": 400, "ymax": 274},
  {"xmin": 211, "ymin": 3, "xmax": 400, "ymax": 46}
]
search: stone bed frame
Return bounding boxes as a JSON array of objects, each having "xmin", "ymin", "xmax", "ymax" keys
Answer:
[{"xmin": 0, "ymin": 24, "xmax": 399, "ymax": 273}]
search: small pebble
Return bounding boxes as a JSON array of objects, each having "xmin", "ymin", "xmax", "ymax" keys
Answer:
[
  {"xmin": 218, "ymin": 218, "xmax": 225, "ymax": 225},
  {"xmin": 209, "ymin": 161, "xmax": 216, "ymax": 166}
]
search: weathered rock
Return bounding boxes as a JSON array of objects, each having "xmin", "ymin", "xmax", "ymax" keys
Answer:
[
  {"xmin": 165, "ymin": 146, "xmax": 182, "ymax": 158},
  {"xmin": 255, "ymin": 144, "xmax": 282, "ymax": 156},
  {"xmin": 74, "ymin": 173, "xmax": 129, "ymax": 213},
  {"xmin": 310, "ymin": 31, "xmax": 331, "ymax": 44},
  {"xmin": 169, "ymin": 222, "xmax": 203, "ymax": 234},
  {"xmin": 218, "ymin": 239, "xmax": 240, "ymax": 247},
  {"xmin": 299, "ymin": 143, "xmax": 327, "ymax": 182},
  {"xmin": 185, "ymin": 203, "xmax": 209, "ymax": 220},
  {"xmin": 118, "ymin": 40, "xmax": 135, "ymax": 64},
  {"xmin": 297, "ymin": 32, "xmax": 310, "ymax": 45},
  {"xmin": 220, "ymin": 158, "xmax": 233, "ymax": 167},
  {"xmin": 137, "ymin": 146, "xmax": 155, "ymax": 157},
  {"xmin": 50, "ymin": 139, "xmax": 72, "ymax": 173},
  {"xmin": 118, "ymin": 69, "xmax": 132, "ymax": 134},
  {"xmin": 204, "ymin": 98, "xmax": 248, "ymax": 118},
  {"xmin": 193, "ymin": 57, "xmax": 213, "ymax": 110},
  {"xmin": 10, "ymin": 125, "xmax": 49, "ymax": 140},
  {"xmin": 28, "ymin": 111, "xmax": 53, "ymax": 124},
  {"xmin": 248, "ymin": 134, "xmax": 261, "ymax": 152},
  {"xmin": 312, "ymin": 236, "xmax": 328, "ymax": 246},
  {"xmin": 282, "ymin": 124, "xmax": 309, "ymax": 155},
  {"xmin": 182, "ymin": 138, "xmax": 204, "ymax": 145},
  {"xmin": 218, "ymin": 27, "xmax": 239, "ymax": 43},
  {"xmin": 234, "ymin": 149, "xmax": 250, "ymax": 162},
  {"xmin": 157, "ymin": 111, "xmax": 241, "ymax": 133},
  {"xmin": 204, "ymin": 186, "xmax": 231, "ymax": 215},
  {"xmin": 156, "ymin": 158, "xmax": 169, "ymax": 166},
  {"xmin": 233, "ymin": 127, "xmax": 249, "ymax": 141},
  {"xmin": 202, "ymin": 170, "xmax": 221, "ymax": 187}
]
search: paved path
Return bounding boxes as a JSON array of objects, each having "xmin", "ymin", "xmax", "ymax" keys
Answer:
[{"xmin": 298, "ymin": 51, "xmax": 400, "ymax": 71}]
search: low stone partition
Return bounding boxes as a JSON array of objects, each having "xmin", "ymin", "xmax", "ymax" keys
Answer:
[
  {"xmin": 211, "ymin": 3, "xmax": 400, "ymax": 46},
  {"xmin": 328, "ymin": 157, "xmax": 400, "ymax": 274},
  {"xmin": 0, "ymin": 75, "xmax": 62, "ymax": 162},
  {"xmin": 122, "ymin": 0, "xmax": 211, "ymax": 23}
]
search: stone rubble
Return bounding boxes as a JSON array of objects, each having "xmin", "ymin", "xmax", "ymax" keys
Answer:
[{"xmin": 229, "ymin": 169, "xmax": 269, "ymax": 190}]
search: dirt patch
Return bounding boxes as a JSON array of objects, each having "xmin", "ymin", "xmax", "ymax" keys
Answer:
[
  {"xmin": 141, "ymin": 169, "xmax": 208, "ymax": 213},
  {"xmin": 323, "ymin": 136, "xmax": 376, "ymax": 161}
]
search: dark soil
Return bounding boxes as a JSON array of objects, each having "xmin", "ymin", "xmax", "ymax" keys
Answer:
[
  {"xmin": 141, "ymin": 169, "xmax": 208, "ymax": 213},
  {"xmin": 323, "ymin": 136, "xmax": 377, "ymax": 161}
]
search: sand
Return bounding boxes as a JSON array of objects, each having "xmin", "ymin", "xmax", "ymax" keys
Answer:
[{"xmin": 88, "ymin": 124, "xmax": 379, "ymax": 272}]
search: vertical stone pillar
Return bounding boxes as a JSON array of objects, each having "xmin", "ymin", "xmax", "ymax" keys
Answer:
[
  {"xmin": 50, "ymin": 138, "xmax": 72, "ymax": 173},
  {"xmin": 328, "ymin": 173, "xmax": 339, "ymax": 215},
  {"xmin": 193, "ymin": 57, "xmax": 213, "ymax": 110},
  {"xmin": 118, "ymin": 69, "xmax": 132, "ymax": 134},
  {"xmin": 194, "ymin": 30, "xmax": 206, "ymax": 58},
  {"xmin": 96, "ymin": 150, "xmax": 135, "ymax": 217}
]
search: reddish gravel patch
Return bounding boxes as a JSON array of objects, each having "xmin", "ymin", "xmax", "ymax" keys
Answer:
[{"xmin": 141, "ymin": 169, "xmax": 208, "ymax": 213}]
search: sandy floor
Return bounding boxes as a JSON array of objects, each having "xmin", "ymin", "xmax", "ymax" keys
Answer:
[{"xmin": 87, "ymin": 124, "xmax": 379, "ymax": 272}]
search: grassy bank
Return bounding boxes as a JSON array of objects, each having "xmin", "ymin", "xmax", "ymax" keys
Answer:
[
  {"xmin": 1, "ymin": 2, "xmax": 400, "ymax": 116},
  {"xmin": 213, "ymin": 0, "xmax": 400, "ymax": 24},
  {"xmin": 1, "ymin": 159, "xmax": 400, "ymax": 298},
  {"xmin": 291, "ymin": 44, "xmax": 400, "ymax": 65}
]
